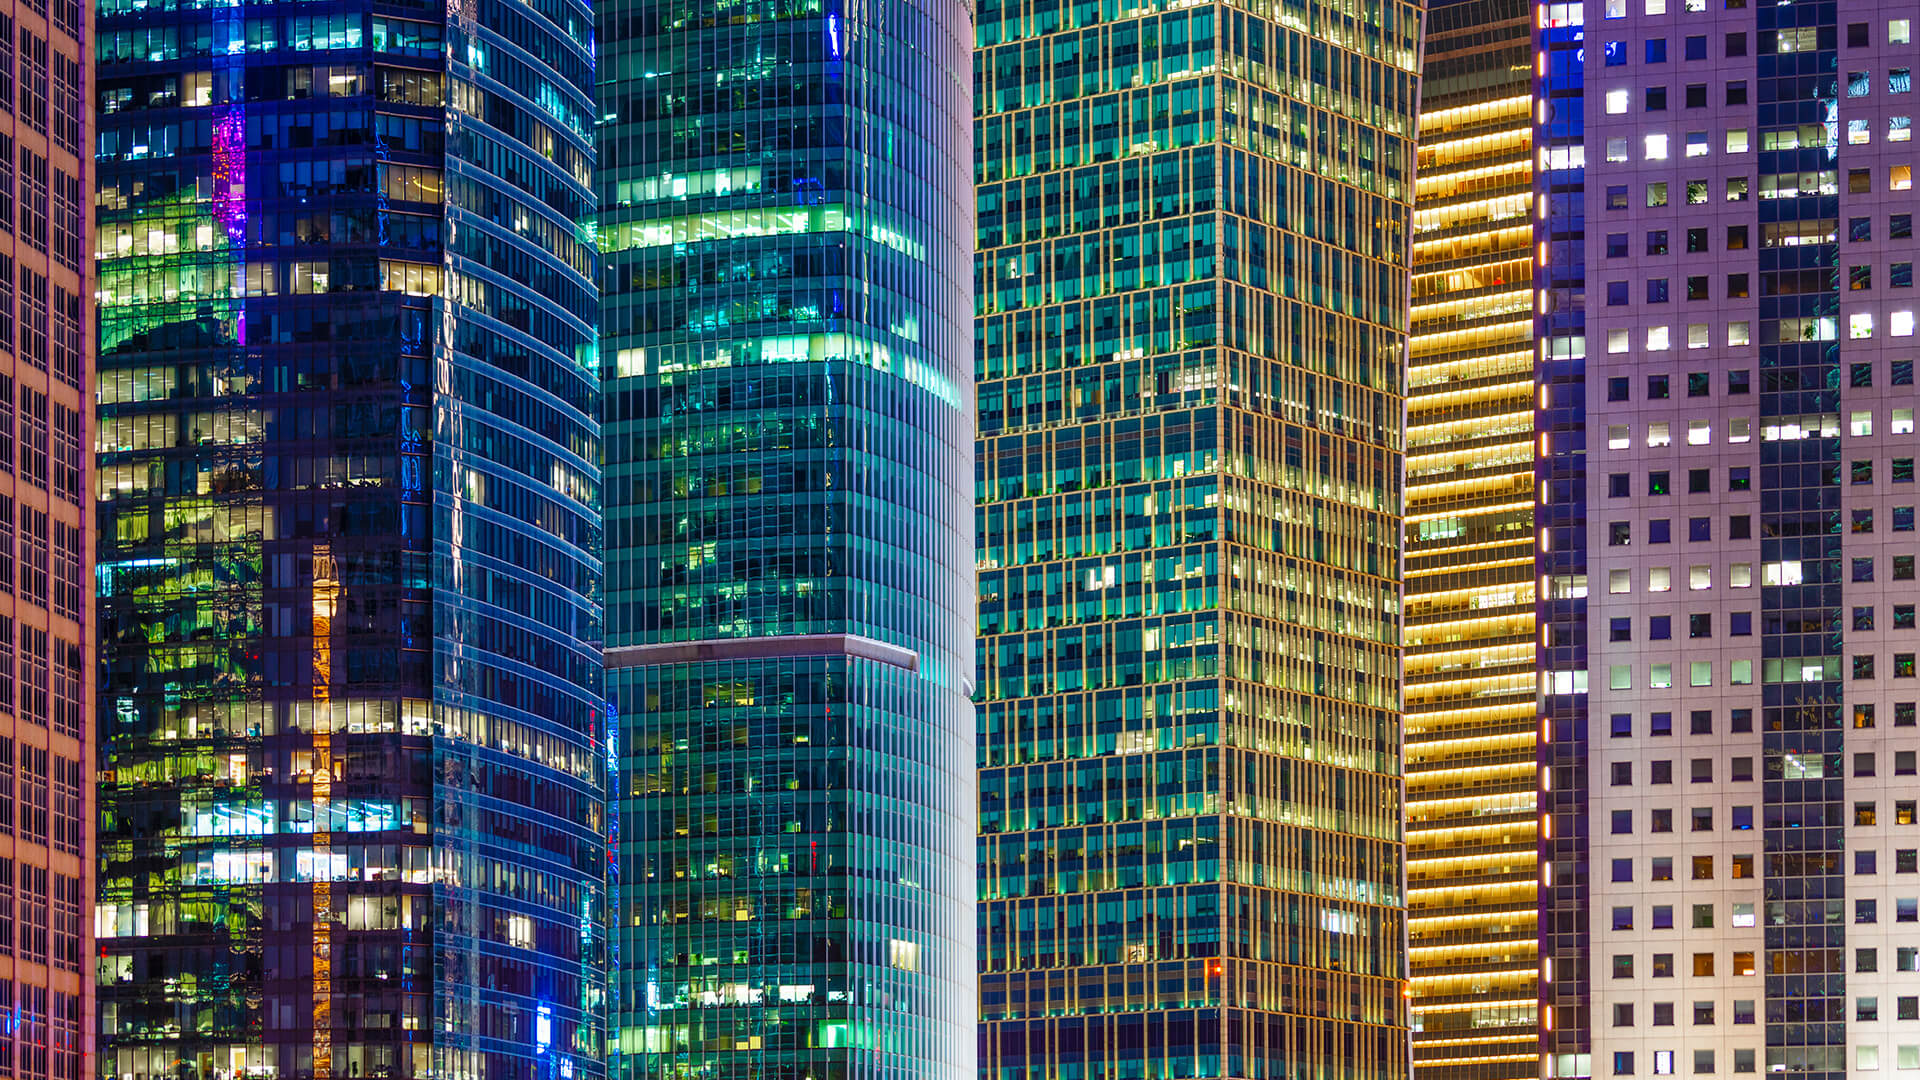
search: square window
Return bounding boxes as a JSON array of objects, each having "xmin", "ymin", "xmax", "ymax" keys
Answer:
[
  {"xmin": 1647, "ymin": 39, "xmax": 1668, "ymax": 63},
  {"xmin": 1646, "ymin": 87, "xmax": 1668, "ymax": 112}
]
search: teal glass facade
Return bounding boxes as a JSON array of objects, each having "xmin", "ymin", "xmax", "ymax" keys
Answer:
[
  {"xmin": 595, "ymin": 0, "xmax": 977, "ymax": 1073},
  {"xmin": 973, "ymin": 0, "xmax": 1418, "ymax": 1074},
  {"xmin": 93, "ymin": 0, "xmax": 606, "ymax": 1075}
]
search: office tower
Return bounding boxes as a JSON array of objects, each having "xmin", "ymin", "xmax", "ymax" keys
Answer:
[
  {"xmin": 0, "ymin": 0, "xmax": 95, "ymax": 1075},
  {"xmin": 595, "ymin": 0, "xmax": 976, "ymax": 1072},
  {"xmin": 974, "ymin": 0, "xmax": 1419, "ymax": 1073},
  {"xmin": 1404, "ymin": 1, "xmax": 1540, "ymax": 1076},
  {"xmin": 94, "ymin": 1, "xmax": 605, "ymax": 1077},
  {"xmin": 1539, "ymin": 3, "xmax": 1920, "ymax": 1079}
]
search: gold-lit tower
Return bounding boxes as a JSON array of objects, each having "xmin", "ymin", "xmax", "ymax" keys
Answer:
[{"xmin": 1404, "ymin": 0, "xmax": 1540, "ymax": 1076}]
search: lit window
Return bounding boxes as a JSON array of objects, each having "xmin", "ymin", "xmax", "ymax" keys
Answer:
[
  {"xmin": 1730, "ymin": 417, "xmax": 1751, "ymax": 442},
  {"xmin": 1894, "ymin": 117, "xmax": 1914, "ymax": 143},
  {"xmin": 1690, "ymin": 565, "xmax": 1712, "ymax": 590},
  {"xmin": 1645, "ymin": 133, "xmax": 1670, "ymax": 160},
  {"xmin": 1686, "ymin": 131, "xmax": 1708, "ymax": 157},
  {"xmin": 1896, "ymin": 165, "xmax": 1913, "ymax": 190},
  {"xmin": 1895, "ymin": 409, "xmax": 1914, "ymax": 435},
  {"xmin": 1608, "ymin": 137, "xmax": 1630, "ymax": 162},
  {"xmin": 1726, "ymin": 128, "xmax": 1749, "ymax": 153},
  {"xmin": 1852, "ymin": 119, "xmax": 1873, "ymax": 145},
  {"xmin": 1727, "ymin": 321, "xmax": 1751, "ymax": 346},
  {"xmin": 1649, "ymin": 422, "xmax": 1672, "ymax": 447},
  {"xmin": 1896, "ymin": 311, "xmax": 1916, "ymax": 337},
  {"xmin": 1644, "ymin": 0, "xmax": 1664, "ymax": 12},
  {"xmin": 1688, "ymin": 323, "xmax": 1709, "ymax": 349},
  {"xmin": 1853, "ymin": 313, "xmax": 1877, "ymax": 338},
  {"xmin": 1610, "ymin": 570, "xmax": 1631, "ymax": 594},
  {"xmin": 1855, "ymin": 411, "xmax": 1876, "ymax": 437},
  {"xmin": 1689, "ymin": 421, "xmax": 1711, "ymax": 445},
  {"xmin": 1731, "ymin": 563, "xmax": 1753, "ymax": 588},
  {"xmin": 1609, "ymin": 329, "xmax": 1631, "ymax": 353},
  {"xmin": 1606, "ymin": 89, "xmax": 1630, "ymax": 114},
  {"xmin": 1610, "ymin": 425, "xmax": 1631, "ymax": 449},
  {"xmin": 1647, "ymin": 325, "xmax": 1671, "ymax": 351},
  {"xmin": 1859, "ymin": 1047, "xmax": 1880, "ymax": 1073},
  {"xmin": 1652, "ymin": 663, "xmax": 1674, "ymax": 689},
  {"xmin": 1650, "ymin": 567, "xmax": 1673, "ymax": 592},
  {"xmin": 1897, "ymin": 19, "xmax": 1914, "ymax": 45}
]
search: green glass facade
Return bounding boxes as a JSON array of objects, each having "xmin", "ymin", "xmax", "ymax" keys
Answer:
[
  {"xmin": 973, "ymin": 0, "xmax": 1417, "ymax": 1074},
  {"xmin": 595, "ymin": 0, "xmax": 977, "ymax": 1076}
]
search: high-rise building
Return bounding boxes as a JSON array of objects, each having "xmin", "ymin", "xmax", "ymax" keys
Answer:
[
  {"xmin": 973, "ymin": 0, "xmax": 1419, "ymax": 1074},
  {"xmin": 594, "ymin": 0, "xmax": 977, "ymax": 1075},
  {"xmin": 0, "ymin": 0, "xmax": 94, "ymax": 1076},
  {"xmin": 93, "ymin": 1, "xmax": 606, "ymax": 1077},
  {"xmin": 1404, "ymin": 1, "xmax": 1540, "ymax": 1076},
  {"xmin": 1536, "ymin": 3, "xmax": 1920, "ymax": 1079}
]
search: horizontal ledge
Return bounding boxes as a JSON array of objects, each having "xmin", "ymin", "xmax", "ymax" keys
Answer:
[{"xmin": 605, "ymin": 634, "xmax": 920, "ymax": 674}]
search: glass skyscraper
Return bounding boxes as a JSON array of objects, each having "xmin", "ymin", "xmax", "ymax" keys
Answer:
[
  {"xmin": 973, "ymin": 0, "xmax": 1419, "ymax": 1074},
  {"xmin": 595, "ymin": 0, "xmax": 976, "ymax": 1076},
  {"xmin": 93, "ymin": 0, "xmax": 606, "ymax": 1076},
  {"xmin": 1404, "ymin": 1, "xmax": 1540, "ymax": 1075}
]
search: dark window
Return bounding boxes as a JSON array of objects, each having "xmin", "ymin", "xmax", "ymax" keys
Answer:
[
  {"xmin": 1647, "ymin": 229, "xmax": 1669, "ymax": 255},
  {"xmin": 1608, "ymin": 232, "xmax": 1629, "ymax": 257},
  {"xmin": 1855, "ymin": 460, "xmax": 1876, "ymax": 485},
  {"xmin": 1648, "ymin": 374, "xmax": 1669, "ymax": 399},
  {"xmin": 1611, "ymin": 617, "xmax": 1632, "ymax": 642},
  {"xmin": 1853, "ymin": 264, "xmax": 1873, "ymax": 290},
  {"xmin": 1728, "ymin": 466, "xmax": 1751, "ymax": 491},
  {"xmin": 1896, "ymin": 263, "xmax": 1914, "ymax": 287},
  {"xmin": 1726, "ymin": 31, "xmax": 1746, "ymax": 56},
  {"xmin": 1685, "ymin": 34, "xmax": 1706, "ymax": 59},
  {"xmin": 1646, "ymin": 86, "xmax": 1667, "ymax": 110},
  {"xmin": 1686, "ymin": 227, "xmax": 1709, "ymax": 252},
  {"xmin": 1648, "ymin": 278, "xmax": 1670, "ymax": 303},
  {"xmin": 1850, "ymin": 22, "xmax": 1870, "ymax": 47},
  {"xmin": 1689, "ymin": 517, "xmax": 1711, "ymax": 541},
  {"xmin": 1854, "ymin": 217, "xmax": 1875, "ymax": 242},
  {"xmin": 1685, "ymin": 83, "xmax": 1707, "ymax": 108},
  {"xmin": 1609, "ymin": 472, "xmax": 1631, "ymax": 498},
  {"xmin": 1690, "ymin": 613, "xmax": 1712, "ymax": 638},
  {"xmin": 1611, "ymin": 714, "xmax": 1632, "ymax": 738},
  {"xmin": 1651, "ymin": 712, "xmax": 1672, "ymax": 736},
  {"xmin": 1730, "ymin": 515, "xmax": 1751, "ymax": 538},
  {"xmin": 1896, "ymin": 214, "xmax": 1914, "ymax": 239},
  {"xmin": 1608, "ymin": 280, "xmax": 1629, "ymax": 305},
  {"xmin": 1650, "ymin": 471, "xmax": 1671, "ymax": 496},
  {"xmin": 1726, "ymin": 80, "xmax": 1747, "ymax": 105},
  {"xmin": 1687, "ymin": 276, "xmax": 1708, "ymax": 300},
  {"xmin": 1728, "ymin": 369, "xmax": 1750, "ymax": 394},
  {"xmin": 1610, "ymin": 521, "xmax": 1633, "ymax": 546},
  {"xmin": 1608, "ymin": 185, "xmax": 1629, "ymax": 210},
  {"xmin": 1649, "ymin": 518, "xmax": 1672, "ymax": 544},
  {"xmin": 1727, "ymin": 225, "xmax": 1748, "ymax": 249},
  {"xmin": 1854, "ymin": 362, "xmax": 1876, "ymax": 388},
  {"xmin": 1731, "ymin": 611, "xmax": 1752, "ymax": 636},
  {"xmin": 1608, "ymin": 376, "xmax": 1630, "ymax": 401},
  {"xmin": 1688, "ymin": 469, "xmax": 1711, "ymax": 494},
  {"xmin": 1647, "ymin": 38, "xmax": 1668, "ymax": 62},
  {"xmin": 1727, "ymin": 273, "xmax": 1749, "ymax": 297},
  {"xmin": 1650, "ymin": 615, "xmax": 1672, "ymax": 640}
]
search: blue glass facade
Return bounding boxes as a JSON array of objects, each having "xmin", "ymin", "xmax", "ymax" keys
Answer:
[
  {"xmin": 93, "ymin": 0, "xmax": 605, "ymax": 1075},
  {"xmin": 595, "ymin": 0, "xmax": 977, "ymax": 1075}
]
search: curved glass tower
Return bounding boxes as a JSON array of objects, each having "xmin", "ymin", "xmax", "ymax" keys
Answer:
[
  {"xmin": 595, "ymin": 0, "xmax": 977, "ymax": 1073},
  {"xmin": 93, "ymin": 0, "xmax": 606, "ymax": 1077}
]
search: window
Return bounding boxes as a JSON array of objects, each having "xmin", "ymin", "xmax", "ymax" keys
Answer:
[
  {"xmin": 1613, "ymin": 856, "xmax": 1634, "ymax": 880},
  {"xmin": 1852, "ymin": 21, "xmax": 1872, "ymax": 47},
  {"xmin": 1653, "ymin": 904, "xmax": 1675, "ymax": 929},
  {"xmin": 1612, "ymin": 810, "xmax": 1633, "ymax": 834},
  {"xmin": 1616, "ymin": 1053, "xmax": 1636, "ymax": 1077},
  {"xmin": 1726, "ymin": 31, "xmax": 1747, "ymax": 55},
  {"xmin": 1648, "ymin": 182, "xmax": 1669, "ymax": 207},
  {"xmin": 1728, "ymin": 369, "xmax": 1750, "ymax": 393},
  {"xmin": 1653, "ymin": 953, "xmax": 1674, "ymax": 977},
  {"xmin": 1615, "ymin": 955, "xmax": 1635, "ymax": 978},
  {"xmin": 1651, "ymin": 472, "xmax": 1671, "ymax": 496},
  {"xmin": 1691, "ymin": 758, "xmax": 1713, "ymax": 783},
  {"xmin": 1651, "ymin": 615, "xmax": 1672, "ymax": 640},
  {"xmin": 1690, "ymin": 612, "xmax": 1712, "ymax": 637},
  {"xmin": 1689, "ymin": 516, "xmax": 1710, "ymax": 540},
  {"xmin": 1647, "ymin": 39, "xmax": 1668, "ymax": 63},
  {"xmin": 1647, "ymin": 87, "xmax": 1668, "ymax": 111},
  {"xmin": 1610, "ymin": 473, "xmax": 1631, "ymax": 498},
  {"xmin": 1613, "ymin": 905, "xmax": 1634, "ymax": 930},
  {"xmin": 1685, "ymin": 84, "xmax": 1707, "ymax": 108},
  {"xmin": 1615, "ymin": 1003, "xmax": 1636, "ymax": 1027},
  {"xmin": 1691, "ymin": 806, "xmax": 1714, "ymax": 830},
  {"xmin": 1608, "ymin": 281, "xmax": 1629, "ymax": 306},
  {"xmin": 1608, "ymin": 233, "xmax": 1629, "ymax": 258},
  {"xmin": 1609, "ymin": 376, "xmax": 1630, "ymax": 401},
  {"xmin": 1649, "ymin": 278, "xmax": 1670, "ymax": 303},
  {"xmin": 1608, "ymin": 185, "xmax": 1629, "ymax": 210},
  {"xmin": 1692, "ymin": 856, "xmax": 1713, "ymax": 880},
  {"xmin": 1726, "ymin": 81, "xmax": 1747, "ymax": 105},
  {"xmin": 1900, "ymin": 605, "xmax": 1917, "ymax": 628},
  {"xmin": 1860, "ymin": 997, "xmax": 1880, "ymax": 1022},
  {"xmin": 1897, "ymin": 213, "xmax": 1914, "ymax": 239},
  {"xmin": 1861, "ymin": 948, "xmax": 1880, "ymax": 972},
  {"xmin": 1606, "ymin": 88, "xmax": 1630, "ymax": 114},
  {"xmin": 1693, "ymin": 953, "xmax": 1715, "ymax": 976}
]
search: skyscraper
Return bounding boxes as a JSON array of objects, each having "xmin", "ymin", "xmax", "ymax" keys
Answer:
[
  {"xmin": 973, "ymin": 0, "xmax": 1419, "ymax": 1074},
  {"xmin": 595, "ymin": 0, "xmax": 977, "ymax": 1076},
  {"xmin": 1405, "ymin": 1, "xmax": 1540, "ymax": 1075},
  {"xmin": 1537, "ymin": 4, "xmax": 1920, "ymax": 1079},
  {"xmin": 0, "ymin": 0, "xmax": 92, "ymax": 1076},
  {"xmin": 94, "ymin": 1, "xmax": 606, "ymax": 1077}
]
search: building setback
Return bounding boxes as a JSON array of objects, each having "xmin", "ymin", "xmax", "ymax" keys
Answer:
[
  {"xmin": 93, "ymin": 0, "xmax": 607, "ymax": 1075},
  {"xmin": 1537, "ymin": 2, "xmax": 1920, "ymax": 1078},
  {"xmin": 973, "ymin": 0, "xmax": 1419, "ymax": 1073},
  {"xmin": 1404, "ymin": 0, "xmax": 1541, "ymax": 1076},
  {"xmin": 595, "ymin": 0, "xmax": 978, "ymax": 1073}
]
